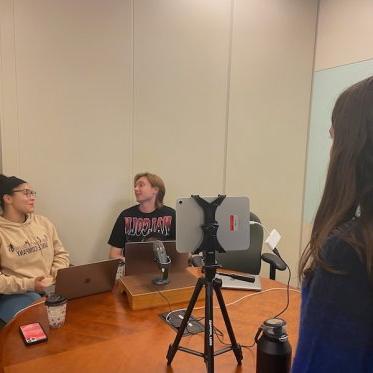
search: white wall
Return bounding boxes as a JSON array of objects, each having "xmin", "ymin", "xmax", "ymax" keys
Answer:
[
  {"xmin": 315, "ymin": 0, "xmax": 373, "ymax": 71},
  {"xmin": 0, "ymin": 0, "xmax": 133, "ymax": 263},
  {"xmin": 133, "ymin": 0, "xmax": 231, "ymax": 198},
  {"xmin": 226, "ymin": 0, "xmax": 317, "ymax": 282},
  {"xmin": 0, "ymin": 0, "xmax": 318, "ymax": 284}
]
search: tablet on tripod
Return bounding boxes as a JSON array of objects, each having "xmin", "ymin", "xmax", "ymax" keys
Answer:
[
  {"xmin": 175, "ymin": 196, "xmax": 250, "ymax": 254},
  {"xmin": 167, "ymin": 195, "xmax": 250, "ymax": 372}
]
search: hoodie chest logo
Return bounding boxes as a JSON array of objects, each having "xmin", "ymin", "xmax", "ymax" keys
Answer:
[{"xmin": 7, "ymin": 234, "xmax": 49, "ymax": 256}]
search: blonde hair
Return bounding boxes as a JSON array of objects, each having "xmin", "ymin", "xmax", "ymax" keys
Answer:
[{"xmin": 134, "ymin": 172, "xmax": 165, "ymax": 208}]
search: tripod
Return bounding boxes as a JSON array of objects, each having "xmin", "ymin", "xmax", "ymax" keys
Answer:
[{"xmin": 166, "ymin": 195, "xmax": 243, "ymax": 373}]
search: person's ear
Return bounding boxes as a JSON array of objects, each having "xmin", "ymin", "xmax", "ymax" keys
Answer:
[
  {"xmin": 153, "ymin": 187, "xmax": 159, "ymax": 195},
  {"xmin": 3, "ymin": 194, "xmax": 12, "ymax": 205}
]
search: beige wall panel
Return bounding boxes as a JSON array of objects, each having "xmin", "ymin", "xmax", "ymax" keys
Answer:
[
  {"xmin": 132, "ymin": 0, "xmax": 232, "ymax": 205},
  {"xmin": 0, "ymin": 0, "xmax": 20, "ymax": 172},
  {"xmin": 1, "ymin": 0, "xmax": 133, "ymax": 264},
  {"xmin": 226, "ymin": 0, "xmax": 318, "ymax": 283},
  {"xmin": 316, "ymin": 0, "xmax": 373, "ymax": 71},
  {"xmin": 1, "ymin": 0, "xmax": 319, "ymax": 280}
]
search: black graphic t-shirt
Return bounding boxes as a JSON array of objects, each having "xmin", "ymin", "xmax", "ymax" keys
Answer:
[{"xmin": 108, "ymin": 205, "xmax": 176, "ymax": 254}]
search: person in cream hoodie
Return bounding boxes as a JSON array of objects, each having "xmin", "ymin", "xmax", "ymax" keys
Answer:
[{"xmin": 0, "ymin": 174, "xmax": 69, "ymax": 324}]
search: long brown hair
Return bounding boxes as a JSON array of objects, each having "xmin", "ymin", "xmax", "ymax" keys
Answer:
[{"xmin": 299, "ymin": 76, "xmax": 373, "ymax": 281}]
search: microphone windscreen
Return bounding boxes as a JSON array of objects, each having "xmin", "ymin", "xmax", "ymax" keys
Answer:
[{"xmin": 152, "ymin": 241, "xmax": 170, "ymax": 265}]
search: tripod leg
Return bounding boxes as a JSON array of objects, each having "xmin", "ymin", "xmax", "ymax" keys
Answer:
[
  {"xmin": 213, "ymin": 281, "xmax": 243, "ymax": 364},
  {"xmin": 204, "ymin": 281, "xmax": 214, "ymax": 373},
  {"xmin": 166, "ymin": 277, "xmax": 204, "ymax": 365}
]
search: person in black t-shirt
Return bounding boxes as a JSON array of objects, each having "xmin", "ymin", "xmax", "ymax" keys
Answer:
[{"xmin": 108, "ymin": 172, "xmax": 175, "ymax": 260}]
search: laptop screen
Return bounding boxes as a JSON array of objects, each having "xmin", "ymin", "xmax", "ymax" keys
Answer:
[{"xmin": 55, "ymin": 259, "xmax": 121, "ymax": 299}]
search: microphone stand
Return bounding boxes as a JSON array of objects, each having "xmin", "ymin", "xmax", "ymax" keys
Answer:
[{"xmin": 153, "ymin": 263, "xmax": 170, "ymax": 285}]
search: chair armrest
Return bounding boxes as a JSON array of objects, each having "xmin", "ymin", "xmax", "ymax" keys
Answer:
[{"xmin": 261, "ymin": 253, "xmax": 287, "ymax": 271}]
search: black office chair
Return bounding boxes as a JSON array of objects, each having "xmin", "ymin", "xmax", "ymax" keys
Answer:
[
  {"xmin": 191, "ymin": 212, "xmax": 286, "ymax": 280},
  {"xmin": 261, "ymin": 252, "xmax": 287, "ymax": 280}
]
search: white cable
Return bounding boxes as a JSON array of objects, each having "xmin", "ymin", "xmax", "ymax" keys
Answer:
[
  {"xmin": 223, "ymin": 287, "xmax": 300, "ymax": 308},
  {"xmin": 165, "ymin": 307, "xmax": 189, "ymax": 322},
  {"xmin": 164, "ymin": 287, "xmax": 301, "ymax": 320},
  {"xmin": 249, "ymin": 220, "xmax": 271, "ymax": 235}
]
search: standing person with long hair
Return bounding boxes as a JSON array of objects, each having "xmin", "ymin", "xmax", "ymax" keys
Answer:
[
  {"xmin": 293, "ymin": 77, "xmax": 373, "ymax": 372},
  {"xmin": 0, "ymin": 174, "xmax": 69, "ymax": 325},
  {"xmin": 108, "ymin": 172, "xmax": 175, "ymax": 260}
]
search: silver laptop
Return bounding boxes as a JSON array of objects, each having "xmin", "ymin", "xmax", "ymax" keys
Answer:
[
  {"xmin": 176, "ymin": 196, "xmax": 250, "ymax": 254},
  {"xmin": 215, "ymin": 273, "xmax": 262, "ymax": 292},
  {"xmin": 53, "ymin": 259, "xmax": 121, "ymax": 299}
]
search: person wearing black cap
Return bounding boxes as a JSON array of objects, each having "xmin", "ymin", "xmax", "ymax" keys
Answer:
[{"xmin": 0, "ymin": 174, "xmax": 70, "ymax": 325}]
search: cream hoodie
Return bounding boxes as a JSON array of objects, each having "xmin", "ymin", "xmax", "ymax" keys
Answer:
[{"xmin": 0, "ymin": 214, "xmax": 70, "ymax": 294}]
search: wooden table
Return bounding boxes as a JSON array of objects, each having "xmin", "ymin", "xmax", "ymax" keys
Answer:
[{"xmin": 0, "ymin": 271, "xmax": 300, "ymax": 373}]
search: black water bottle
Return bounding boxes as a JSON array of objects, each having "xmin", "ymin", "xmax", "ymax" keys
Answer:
[{"xmin": 256, "ymin": 318, "xmax": 292, "ymax": 373}]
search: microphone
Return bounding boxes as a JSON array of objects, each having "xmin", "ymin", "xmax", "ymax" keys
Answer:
[
  {"xmin": 153, "ymin": 241, "xmax": 171, "ymax": 266},
  {"xmin": 152, "ymin": 241, "xmax": 171, "ymax": 285}
]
